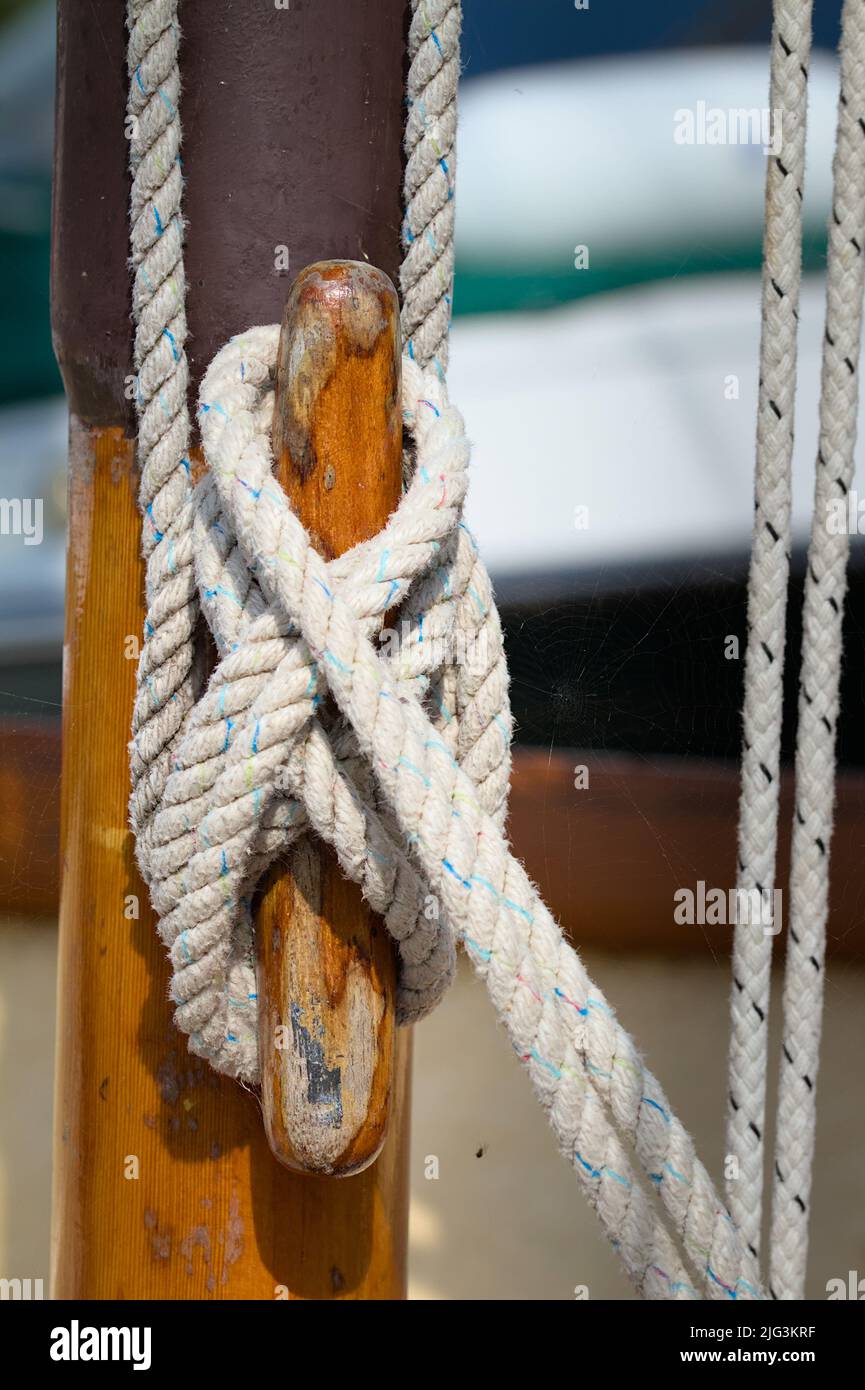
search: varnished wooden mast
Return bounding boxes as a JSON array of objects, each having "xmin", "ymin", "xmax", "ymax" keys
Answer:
[{"xmin": 51, "ymin": 0, "xmax": 410, "ymax": 1299}]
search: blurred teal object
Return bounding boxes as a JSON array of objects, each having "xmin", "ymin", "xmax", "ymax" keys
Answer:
[
  {"xmin": 0, "ymin": 0, "xmax": 58, "ymax": 404},
  {"xmin": 0, "ymin": 174, "xmax": 57, "ymax": 403},
  {"xmin": 454, "ymin": 233, "xmax": 828, "ymax": 318}
]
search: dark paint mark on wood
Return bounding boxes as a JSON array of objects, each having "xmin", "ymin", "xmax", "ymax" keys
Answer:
[{"xmin": 290, "ymin": 1001, "xmax": 343, "ymax": 1127}]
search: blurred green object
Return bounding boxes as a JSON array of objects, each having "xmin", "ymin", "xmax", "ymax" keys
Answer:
[
  {"xmin": 0, "ymin": 0, "xmax": 38, "ymax": 24},
  {"xmin": 454, "ymin": 232, "xmax": 828, "ymax": 317},
  {"xmin": 0, "ymin": 0, "xmax": 59, "ymax": 404},
  {"xmin": 0, "ymin": 175, "xmax": 58, "ymax": 404}
]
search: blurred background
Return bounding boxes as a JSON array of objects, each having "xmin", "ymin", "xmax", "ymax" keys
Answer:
[{"xmin": 1, "ymin": 0, "xmax": 864, "ymax": 1299}]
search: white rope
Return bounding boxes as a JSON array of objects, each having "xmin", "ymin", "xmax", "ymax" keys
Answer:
[
  {"xmin": 401, "ymin": 0, "xmax": 460, "ymax": 376},
  {"xmin": 125, "ymin": 0, "xmax": 765, "ymax": 1300},
  {"xmin": 726, "ymin": 0, "xmax": 813, "ymax": 1267},
  {"xmin": 731, "ymin": 0, "xmax": 865, "ymax": 1297},
  {"xmin": 194, "ymin": 326, "xmax": 762, "ymax": 1303},
  {"xmin": 127, "ymin": 0, "xmax": 198, "ymax": 857},
  {"xmin": 769, "ymin": 0, "xmax": 865, "ymax": 1299}
]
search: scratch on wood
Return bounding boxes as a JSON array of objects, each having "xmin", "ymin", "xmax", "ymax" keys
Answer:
[
  {"xmin": 180, "ymin": 1224, "xmax": 212, "ymax": 1278},
  {"xmin": 144, "ymin": 1209, "xmax": 171, "ymax": 1262},
  {"xmin": 156, "ymin": 1055, "xmax": 180, "ymax": 1105},
  {"xmin": 221, "ymin": 1191, "xmax": 244, "ymax": 1286}
]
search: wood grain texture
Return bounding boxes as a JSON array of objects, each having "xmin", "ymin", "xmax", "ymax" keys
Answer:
[
  {"xmin": 257, "ymin": 263, "xmax": 402, "ymax": 1175},
  {"xmin": 51, "ymin": 421, "xmax": 410, "ymax": 1299}
]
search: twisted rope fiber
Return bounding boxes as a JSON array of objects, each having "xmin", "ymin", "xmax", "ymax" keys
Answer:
[
  {"xmin": 173, "ymin": 337, "xmax": 701, "ymax": 1302},
  {"xmin": 401, "ymin": 0, "xmax": 460, "ymax": 376},
  {"xmin": 768, "ymin": 0, "xmax": 865, "ymax": 1300},
  {"xmin": 126, "ymin": 0, "xmax": 764, "ymax": 1299},
  {"xmin": 726, "ymin": 0, "xmax": 814, "ymax": 1267},
  {"xmin": 127, "ymin": 0, "xmax": 197, "ymax": 854}
]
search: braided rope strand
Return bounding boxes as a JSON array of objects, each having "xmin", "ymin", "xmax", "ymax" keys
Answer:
[
  {"xmin": 769, "ymin": 0, "xmax": 865, "ymax": 1299},
  {"xmin": 726, "ymin": 0, "xmax": 814, "ymax": 1268}
]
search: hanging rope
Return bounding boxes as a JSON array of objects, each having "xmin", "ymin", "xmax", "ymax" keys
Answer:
[
  {"xmin": 730, "ymin": 0, "xmax": 865, "ymax": 1299},
  {"xmin": 401, "ymin": 0, "xmax": 461, "ymax": 377},
  {"xmin": 726, "ymin": 0, "xmax": 814, "ymax": 1268},
  {"xmin": 125, "ymin": 0, "xmax": 769, "ymax": 1300},
  {"xmin": 769, "ymin": 0, "xmax": 865, "ymax": 1300},
  {"xmin": 127, "ymin": 0, "xmax": 195, "ymax": 860}
]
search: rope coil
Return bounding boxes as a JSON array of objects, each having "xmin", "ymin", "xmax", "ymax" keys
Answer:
[
  {"xmin": 176, "ymin": 324, "xmax": 763, "ymax": 1304},
  {"xmin": 142, "ymin": 334, "xmax": 509, "ymax": 1073}
]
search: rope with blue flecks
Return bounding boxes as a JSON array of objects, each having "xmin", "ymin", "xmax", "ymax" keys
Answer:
[
  {"xmin": 188, "ymin": 324, "xmax": 763, "ymax": 1305},
  {"xmin": 126, "ymin": 0, "xmax": 765, "ymax": 1301},
  {"xmin": 401, "ymin": 1, "xmax": 460, "ymax": 378}
]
